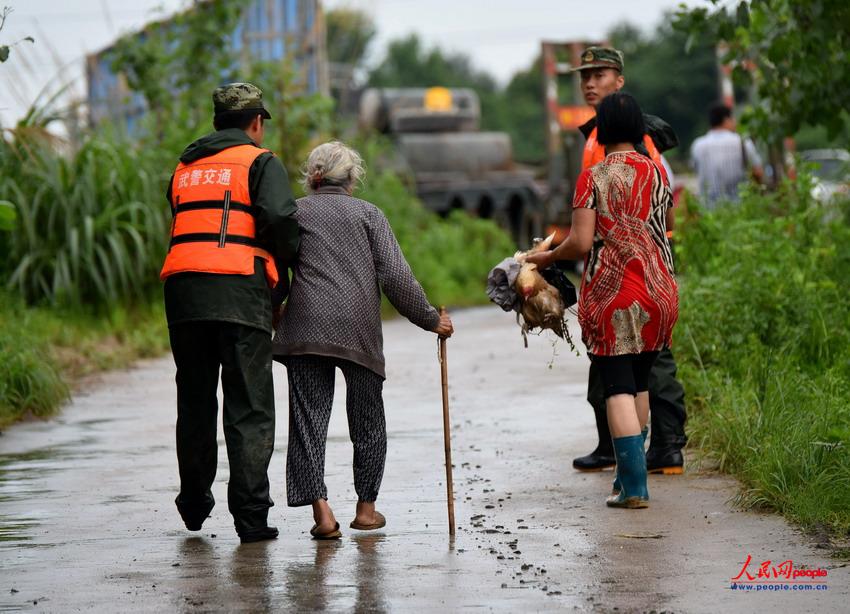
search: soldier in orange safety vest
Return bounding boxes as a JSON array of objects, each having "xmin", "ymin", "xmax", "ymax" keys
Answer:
[
  {"xmin": 569, "ymin": 47, "xmax": 689, "ymax": 481},
  {"xmin": 161, "ymin": 82, "xmax": 299, "ymax": 544}
]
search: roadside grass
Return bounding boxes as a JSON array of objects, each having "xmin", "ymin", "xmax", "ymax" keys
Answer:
[
  {"xmin": 0, "ymin": 293, "xmax": 168, "ymax": 429},
  {"xmin": 676, "ymin": 179, "xmax": 850, "ymax": 540},
  {"xmin": 0, "ymin": 128, "xmax": 171, "ymax": 308},
  {"xmin": 0, "ymin": 312, "xmax": 68, "ymax": 429}
]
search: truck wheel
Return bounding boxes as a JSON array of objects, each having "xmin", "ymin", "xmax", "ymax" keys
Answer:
[
  {"xmin": 508, "ymin": 195, "xmax": 539, "ymax": 249},
  {"xmin": 477, "ymin": 196, "xmax": 494, "ymax": 219}
]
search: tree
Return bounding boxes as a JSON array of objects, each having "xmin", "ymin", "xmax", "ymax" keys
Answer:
[
  {"xmin": 609, "ymin": 18, "xmax": 718, "ymax": 160},
  {"xmin": 369, "ymin": 34, "xmax": 496, "ymax": 91},
  {"xmin": 107, "ymin": 0, "xmax": 249, "ymax": 150},
  {"xmin": 674, "ymin": 0, "xmax": 850, "ymax": 144},
  {"xmin": 247, "ymin": 59, "xmax": 333, "ymax": 189},
  {"xmin": 106, "ymin": 0, "xmax": 332, "ymax": 185},
  {"xmin": 497, "ymin": 56, "xmax": 545, "ymax": 164},
  {"xmin": 367, "ymin": 34, "xmax": 504, "ymax": 129},
  {"xmin": 325, "ymin": 7, "xmax": 375, "ymax": 113},
  {"xmin": 0, "ymin": 6, "xmax": 33, "ymax": 63},
  {"xmin": 326, "ymin": 7, "xmax": 375, "ymax": 68}
]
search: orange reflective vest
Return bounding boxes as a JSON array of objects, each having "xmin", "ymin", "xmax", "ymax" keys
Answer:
[
  {"xmin": 160, "ymin": 144, "xmax": 279, "ymax": 287},
  {"xmin": 581, "ymin": 126, "xmax": 662, "ymax": 170}
]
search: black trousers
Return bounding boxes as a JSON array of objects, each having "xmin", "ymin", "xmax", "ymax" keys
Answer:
[
  {"xmin": 283, "ymin": 355, "xmax": 387, "ymax": 507},
  {"xmin": 169, "ymin": 321, "xmax": 275, "ymax": 534},
  {"xmin": 587, "ymin": 347, "xmax": 688, "ymax": 452}
]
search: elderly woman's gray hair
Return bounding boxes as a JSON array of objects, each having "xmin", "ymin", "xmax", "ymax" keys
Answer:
[{"xmin": 303, "ymin": 141, "xmax": 366, "ymax": 193}]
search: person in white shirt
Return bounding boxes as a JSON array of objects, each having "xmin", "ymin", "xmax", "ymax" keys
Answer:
[{"xmin": 690, "ymin": 104, "xmax": 764, "ymax": 209}]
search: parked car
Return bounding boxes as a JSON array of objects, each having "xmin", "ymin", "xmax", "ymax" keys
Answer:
[{"xmin": 800, "ymin": 149, "xmax": 850, "ymax": 203}]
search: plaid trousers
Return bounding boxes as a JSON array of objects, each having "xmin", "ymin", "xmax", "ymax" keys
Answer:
[{"xmin": 284, "ymin": 354, "xmax": 387, "ymax": 506}]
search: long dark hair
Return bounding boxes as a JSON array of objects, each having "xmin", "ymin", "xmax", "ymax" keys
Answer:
[{"xmin": 596, "ymin": 92, "xmax": 646, "ymax": 146}]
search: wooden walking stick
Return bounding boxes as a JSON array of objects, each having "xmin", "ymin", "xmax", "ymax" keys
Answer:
[{"xmin": 438, "ymin": 306, "xmax": 456, "ymax": 536}]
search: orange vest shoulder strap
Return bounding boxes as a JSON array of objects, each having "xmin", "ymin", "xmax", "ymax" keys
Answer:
[{"xmin": 643, "ymin": 135, "xmax": 662, "ymax": 165}]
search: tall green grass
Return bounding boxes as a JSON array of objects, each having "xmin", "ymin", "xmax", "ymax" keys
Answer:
[
  {"xmin": 676, "ymin": 176, "xmax": 850, "ymax": 536},
  {"xmin": 0, "ymin": 293, "xmax": 68, "ymax": 428},
  {"xmin": 0, "ymin": 128, "xmax": 170, "ymax": 307}
]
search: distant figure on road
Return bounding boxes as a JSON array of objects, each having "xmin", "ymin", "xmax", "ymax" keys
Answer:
[
  {"xmin": 690, "ymin": 103, "xmax": 764, "ymax": 209},
  {"xmin": 527, "ymin": 93, "xmax": 679, "ymax": 508},
  {"xmin": 160, "ymin": 83, "xmax": 299, "ymax": 543},
  {"xmin": 571, "ymin": 46, "xmax": 688, "ymax": 481},
  {"xmin": 273, "ymin": 141, "xmax": 454, "ymax": 539}
]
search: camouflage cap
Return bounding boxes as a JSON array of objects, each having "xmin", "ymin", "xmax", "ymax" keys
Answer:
[
  {"xmin": 212, "ymin": 82, "xmax": 272, "ymax": 119},
  {"xmin": 572, "ymin": 46, "xmax": 624, "ymax": 73}
]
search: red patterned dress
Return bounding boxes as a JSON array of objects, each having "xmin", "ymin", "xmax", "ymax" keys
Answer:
[{"xmin": 574, "ymin": 151, "xmax": 678, "ymax": 356}]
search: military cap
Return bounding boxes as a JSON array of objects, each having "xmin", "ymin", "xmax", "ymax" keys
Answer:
[
  {"xmin": 213, "ymin": 82, "xmax": 272, "ymax": 119},
  {"xmin": 572, "ymin": 46, "xmax": 624, "ymax": 73}
]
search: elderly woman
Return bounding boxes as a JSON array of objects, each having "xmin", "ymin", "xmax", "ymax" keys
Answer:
[
  {"xmin": 273, "ymin": 141, "xmax": 454, "ymax": 538},
  {"xmin": 526, "ymin": 92, "xmax": 678, "ymax": 509}
]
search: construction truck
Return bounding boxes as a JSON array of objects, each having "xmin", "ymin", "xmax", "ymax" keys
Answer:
[{"xmin": 359, "ymin": 87, "xmax": 543, "ymax": 247}]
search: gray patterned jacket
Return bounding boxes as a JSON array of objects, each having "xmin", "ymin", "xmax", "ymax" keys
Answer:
[{"xmin": 272, "ymin": 186, "xmax": 440, "ymax": 378}]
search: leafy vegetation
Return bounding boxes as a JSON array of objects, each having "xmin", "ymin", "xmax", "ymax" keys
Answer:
[
  {"xmin": 674, "ymin": 0, "xmax": 850, "ymax": 144},
  {"xmin": 675, "ymin": 178, "xmax": 850, "ymax": 536},
  {"xmin": 0, "ymin": 1, "xmax": 515, "ymax": 427},
  {"xmin": 106, "ymin": 0, "xmax": 248, "ymax": 147},
  {"xmin": 0, "ymin": 129, "xmax": 170, "ymax": 306},
  {"xmin": 327, "ymin": 8, "xmax": 376, "ymax": 68},
  {"xmin": 0, "ymin": 294, "xmax": 67, "ymax": 429},
  {"xmin": 669, "ymin": 1, "xmax": 850, "ymax": 538},
  {"xmin": 0, "ymin": 291, "xmax": 169, "ymax": 429},
  {"xmin": 609, "ymin": 19, "xmax": 717, "ymax": 163},
  {"xmin": 0, "ymin": 6, "xmax": 34, "ymax": 64}
]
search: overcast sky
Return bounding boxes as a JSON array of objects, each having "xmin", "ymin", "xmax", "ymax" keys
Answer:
[{"xmin": 0, "ymin": 0, "xmax": 704, "ymax": 126}]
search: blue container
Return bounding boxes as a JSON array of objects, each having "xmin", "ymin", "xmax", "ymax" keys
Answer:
[{"xmin": 86, "ymin": 0, "xmax": 327, "ymax": 130}]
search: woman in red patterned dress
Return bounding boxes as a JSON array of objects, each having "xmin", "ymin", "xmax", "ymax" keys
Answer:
[{"xmin": 526, "ymin": 92, "xmax": 678, "ymax": 509}]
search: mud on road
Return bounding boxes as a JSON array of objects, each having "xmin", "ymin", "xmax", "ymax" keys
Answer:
[{"xmin": 1, "ymin": 307, "xmax": 847, "ymax": 612}]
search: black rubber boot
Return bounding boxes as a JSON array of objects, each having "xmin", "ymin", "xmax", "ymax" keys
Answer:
[
  {"xmin": 646, "ymin": 446, "xmax": 684, "ymax": 474},
  {"xmin": 641, "ymin": 348, "xmax": 687, "ymax": 475},
  {"xmin": 574, "ymin": 361, "xmax": 616, "ymax": 471},
  {"xmin": 573, "ymin": 400, "xmax": 615, "ymax": 471}
]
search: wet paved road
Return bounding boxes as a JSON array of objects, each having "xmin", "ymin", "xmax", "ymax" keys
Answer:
[{"xmin": 1, "ymin": 306, "xmax": 847, "ymax": 612}]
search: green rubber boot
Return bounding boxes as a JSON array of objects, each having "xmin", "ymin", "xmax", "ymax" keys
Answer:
[
  {"xmin": 606, "ymin": 434, "xmax": 649, "ymax": 509},
  {"xmin": 611, "ymin": 427, "xmax": 648, "ymax": 496}
]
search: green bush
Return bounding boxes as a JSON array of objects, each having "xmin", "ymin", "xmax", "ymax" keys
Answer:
[{"xmin": 676, "ymin": 176, "xmax": 850, "ymax": 535}]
